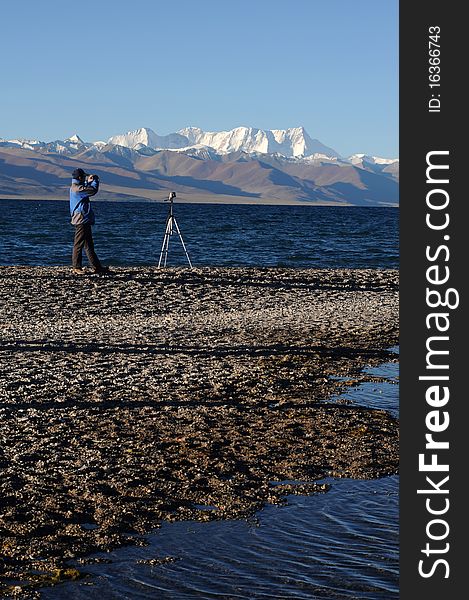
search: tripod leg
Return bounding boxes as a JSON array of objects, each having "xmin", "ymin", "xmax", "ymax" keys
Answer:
[
  {"xmin": 158, "ymin": 218, "xmax": 172, "ymax": 268},
  {"xmin": 158, "ymin": 236, "xmax": 166, "ymax": 268},
  {"xmin": 173, "ymin": 217, "xmax": 193, "ymax": 268},
  {"xmin": 163, "ymin": 217, "xmax": 173, "ymax": 267}
]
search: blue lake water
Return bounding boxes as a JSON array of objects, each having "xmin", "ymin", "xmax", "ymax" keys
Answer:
[{"xmin": 0, "ymin": 200, "xmax": 398, "ymax": 269}]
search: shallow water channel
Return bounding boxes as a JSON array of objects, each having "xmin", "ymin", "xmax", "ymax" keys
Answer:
[{"xmin": 42, "ymin": 354, "xmax": 399, "ymax": 600}]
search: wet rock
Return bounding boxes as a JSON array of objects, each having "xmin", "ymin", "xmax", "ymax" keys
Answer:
[{"xmin": 136, "ymin": 556, "xmax": 179, "ymax": 566}]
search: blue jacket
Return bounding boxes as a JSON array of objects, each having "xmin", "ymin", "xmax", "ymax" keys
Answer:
[{"xmin": 70, "ymin": 178, "xmax": 99, "ymax": 225}]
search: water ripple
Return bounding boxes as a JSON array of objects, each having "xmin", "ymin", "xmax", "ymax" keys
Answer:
[{"xmin": 0, "ymin": 201, "xmax": 398, "ymax": 269}]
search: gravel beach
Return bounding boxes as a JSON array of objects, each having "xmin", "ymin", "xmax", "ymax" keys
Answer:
[{"xmin": 0, "ymin": 267, "xmax": 399, "ymax": 595}]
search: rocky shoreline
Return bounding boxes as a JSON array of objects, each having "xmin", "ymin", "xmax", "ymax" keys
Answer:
[{"xmin": 0, "ymin": 267, "xmax": 399, "ymax": 596}]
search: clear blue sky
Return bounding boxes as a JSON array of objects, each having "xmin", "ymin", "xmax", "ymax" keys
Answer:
[{"xmin": 1, "ymin": 0, "xmax": 398, "ymax": 157}]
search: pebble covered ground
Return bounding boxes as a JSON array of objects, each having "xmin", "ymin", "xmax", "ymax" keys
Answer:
[{"xmin": 0, "ymin": 267, "xmax": 399, "ymax": 596}]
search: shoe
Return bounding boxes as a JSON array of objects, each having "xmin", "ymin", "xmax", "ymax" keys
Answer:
[
  {"xmin": 72, "ymin": 268, "xmax": 87, "ymax": 275},
  {"xmin": 93, "ymin": 266, "xmax": 111, "ymax": 274}
]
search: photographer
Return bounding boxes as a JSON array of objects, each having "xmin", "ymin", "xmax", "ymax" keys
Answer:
[{"xmin": 69, "ymin": 168, "xmax": 109, "ymax": 274}]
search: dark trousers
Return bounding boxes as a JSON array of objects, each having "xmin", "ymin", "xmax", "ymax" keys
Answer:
[{"xmin": 72, "ymin": 223, "xmax": 102, "ymax": 270}]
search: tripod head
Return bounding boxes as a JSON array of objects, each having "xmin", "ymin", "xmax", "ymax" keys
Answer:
[{"xmin": 164, "ymin": 191, "xmax": 176, "ymax": 203}]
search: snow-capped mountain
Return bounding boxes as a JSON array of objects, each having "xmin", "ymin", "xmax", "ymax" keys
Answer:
[
  {"xmin": 45, "ymin": 134, "xmax": 88, "ymax": 154},
  {"xmin": 1, "ymin": 126, "xmax": 398, "ymax": 166},
  {"xmin": 108, "ymin": 126, "xmax": 340, "ymax": 158},
  {"xmin": 108, "ymin": 128, "xmax": 190, "ymax": 151},
  {"xmin": 348, "ymin": 153, "xmax": 398, "ymax": 166},
  {"xmin": 0, "ymin": 126, "xmax": 399, "ymax": 206},
  {"xmin": 0, "ymin": 134, "xmax": 90, "ymax": 154},
  {"xmin": 177, "ymin": 126, "xmax": 338, "ymax": 158},
  {"xmin": 0, "ymin": 138, "xmax": 44, "ymax": 150},
  {"xmin": 65, "ymin": 134, "xmax": 85, "ymax": 147},
  {"xmin": 346, "ymin": 153, "xmax": 399, "ymax": 178}
]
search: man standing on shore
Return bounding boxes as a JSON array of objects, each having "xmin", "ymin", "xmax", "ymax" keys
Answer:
[{"xmin": 69, "ymin": 168, "xmax": 109, "ymax": 274}]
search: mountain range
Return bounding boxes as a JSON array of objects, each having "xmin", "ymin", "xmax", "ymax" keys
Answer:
[{"xmin": 0, "ymin": 126, "xmax": 399, "ymax": 205}]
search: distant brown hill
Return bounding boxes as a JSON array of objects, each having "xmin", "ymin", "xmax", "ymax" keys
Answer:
[{"xmin": 0, "ymin": 145, "xmax": 398, "ymax": 205}]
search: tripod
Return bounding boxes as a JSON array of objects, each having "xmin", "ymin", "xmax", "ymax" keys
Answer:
[{"xmin": 158, "ymin": 192, "xmax": 193, "ymax": 268}]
